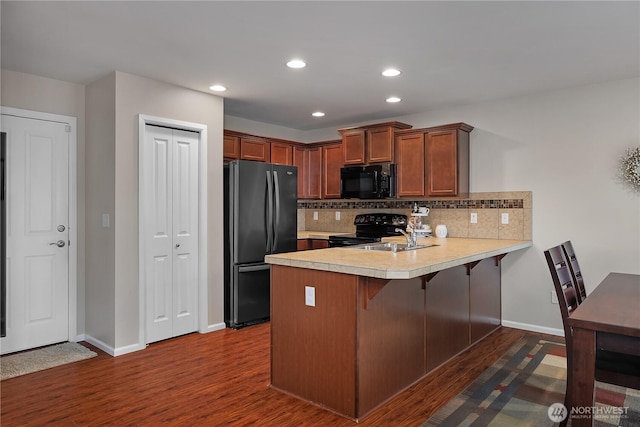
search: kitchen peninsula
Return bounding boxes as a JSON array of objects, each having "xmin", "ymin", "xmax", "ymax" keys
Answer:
[{"xmin": 265, "ymin": 237, "xmax": 531, "ymax": 420}]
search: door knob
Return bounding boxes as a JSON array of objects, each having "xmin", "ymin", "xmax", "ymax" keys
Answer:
[
  {"xmin": 175, "ymin": 244, "xmax": 181, "ymax": 248},
  {"xmin": 49, "ymin": 240, "xmax": 66, "ymax": 248}
]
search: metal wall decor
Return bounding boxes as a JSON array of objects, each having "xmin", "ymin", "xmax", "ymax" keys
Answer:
[{"xmin": 620, "ymin": 146, "xmax": 640, "ymax": 193}]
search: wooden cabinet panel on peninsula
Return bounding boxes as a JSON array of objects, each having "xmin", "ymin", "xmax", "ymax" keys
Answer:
[
  {"xmin": 322, "ymin": 143, "xmax": 343, "ymax": 198},
  {"xmin": 240, "ymin": 137, "xmax": 270, "ymax": 162},
  {"xmin": 294, "ymin": 146, "xmax": 321, "ymax": 199}
]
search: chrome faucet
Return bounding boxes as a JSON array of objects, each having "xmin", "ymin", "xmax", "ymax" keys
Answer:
[{"xmin": 395, "ymin": 227, "xmax": 417, "ymax": 248}]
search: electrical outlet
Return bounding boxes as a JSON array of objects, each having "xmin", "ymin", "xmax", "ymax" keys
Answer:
[
  {"xmin": 313, "ymin": 211, "xmax": 318, "ymax": 220},
  {"xmin": 305, "ymin": 286, "xmax": 315, "ymax": 307},
  {"xmin": 335, "ymin": 211, "xmax": 341, "ymax": 221},
  {"xmin": 501, "ymin": 213, "xmax": 509, "ymax": 224},
  {"xmin": 470, "ymin": 212, "xmax": 478, "ymax": 224},
  {"xmin": 551, "ymin": 291, "xmax": 558, "ymax": 304}
]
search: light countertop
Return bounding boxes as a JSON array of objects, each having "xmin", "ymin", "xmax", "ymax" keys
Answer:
[
  {"xmin": 266, "ymin": 237, "xmax": 532, "ymax": 280},
  {"xmin": 297, "ymin": 231, "xmax": 348, "ymax": 240}
]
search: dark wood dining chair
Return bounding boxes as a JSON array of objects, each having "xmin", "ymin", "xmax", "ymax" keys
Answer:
[
  {"xmin": 562, "ymin": 240, "xmax": 587, "ymax": 304},
  {"xmin": 544, "ymin": 244, "xmax": 640, "ymax": 426}
]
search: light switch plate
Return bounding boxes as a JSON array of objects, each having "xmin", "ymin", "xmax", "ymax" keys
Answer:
[
  {"xmin": 335, "ymin": 211, "xmax": 340, "ymax": 221},
  {"xmin": 501, "ymin": 213, "xmax": 509, "ymax": 224},
  {"xmin": 102, "ymin": 213, "xmax": 110, "ymax": 228},
  {"xmin": 313, "ymin": 211, "xmax": 318, "ymax": 220},
  {"xmin": 305, "ymin": 286, "xmax": 315, "ymax": 307},
  {"xmin": 470, "ymin": 212, "xmax": 478, "ymax": 224}
]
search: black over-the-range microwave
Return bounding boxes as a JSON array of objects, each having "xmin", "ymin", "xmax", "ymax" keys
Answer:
[{"xmin": 340, "ymin": 163, "xmax": 396, "ymax": 199}]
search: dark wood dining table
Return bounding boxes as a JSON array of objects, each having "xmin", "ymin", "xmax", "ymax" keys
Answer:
[{"xmin": 566, "ymin": 272, "xmax": 640, "ymax": 426}]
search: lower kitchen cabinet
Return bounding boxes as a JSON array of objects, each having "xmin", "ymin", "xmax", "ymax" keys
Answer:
[{"xmin": 297, "ymin": 239, "xmax": 330, "ymax": 251}]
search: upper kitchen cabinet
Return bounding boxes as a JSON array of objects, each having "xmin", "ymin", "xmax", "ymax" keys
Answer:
[
  {"xmin": 294, "ymin": 146, "xmax": 322, "ymax": 199},
  {"xmin": 339, "ymin": 122, "xmax": 412, "ymax": 165},
  {"xmin": 223, "ymin": 134, "xmax": 240, "ymax": 160},
  {"xmin": 425, "ymin": 123, "xmax": 472, "ymax": 197},
  {"xmin": 270, "ymin": 142, "xmax": 293, "ymax": 165},
  {"xmin": 321, "ymin": 142, "xmax": 343, "ymax": 199},
  {"xmin": 395, "ymin": 122, "xmax": 473, "ymax": 197},
  {"xmin": 395, "ymin": 133, "xmax": 425, "ymax": 197},
  {"xmin": 240, "ymin": 137, "xmax": 271, "ymax": 162}
]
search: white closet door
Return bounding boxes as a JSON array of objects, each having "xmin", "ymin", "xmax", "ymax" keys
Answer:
[{"xmin": 143, "ymin": 125, "xmax": 198, "ymax": 344}]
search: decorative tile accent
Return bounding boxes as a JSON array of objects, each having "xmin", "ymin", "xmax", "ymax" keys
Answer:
[{"xmin": 298, "ymin": 192, "xmax": 533, "ymax": 241}]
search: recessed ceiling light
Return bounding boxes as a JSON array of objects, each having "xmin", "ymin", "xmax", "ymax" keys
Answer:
[
  {"xmin": 209, "ymin": 84, "xmax": 227, "ymax": 92},
  {"xmin": 382, "ymin": 68, "xmax": 401, "ymax": 77},
  {"xmin": 386, "ymin": 96, "xmax": 401, "ymax": 103},
  {"xmin": 312, "ymin": 112, "xmax": 325, "ymax": 117},
  {"xmin": 286, "ymin": 59, "xmax": 307, "ymax": 69}
]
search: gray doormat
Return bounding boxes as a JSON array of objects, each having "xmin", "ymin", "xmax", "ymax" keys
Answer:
[{"xmin": 1, "ymin": 342, "xmax": 97, "ymax": 380}]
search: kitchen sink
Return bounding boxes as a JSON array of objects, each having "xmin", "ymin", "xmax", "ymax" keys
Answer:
[{"xmin": 353, "ymin": 242, "xmax": 439, "ymax": 252}]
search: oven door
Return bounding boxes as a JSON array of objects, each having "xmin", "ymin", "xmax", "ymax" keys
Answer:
[{"xmin": 328, "ymin": 236, "xmax": 380, "ymax": 247}]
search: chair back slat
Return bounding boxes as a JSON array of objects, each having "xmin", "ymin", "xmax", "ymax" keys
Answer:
[
  {"xmin": 544, "ymin": 245, "xmax": 580, "ymax": 337},
  {"xmin": 562, "ymin": 240, "xmax": 587, "ymax": 304}
]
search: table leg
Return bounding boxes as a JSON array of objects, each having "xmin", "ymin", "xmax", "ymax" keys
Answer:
[{"xmin": 569, "ymin": 327, "xmax": 596, "ymax": 427}]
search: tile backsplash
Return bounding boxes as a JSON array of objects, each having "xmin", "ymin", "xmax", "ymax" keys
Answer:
[{"xmin": 298, "ymin": 191, "xmax": 532, "ymax": 241}]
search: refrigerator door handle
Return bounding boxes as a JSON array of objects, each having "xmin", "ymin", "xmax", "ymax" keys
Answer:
[
  {"xmin": 238, "ymin": 264, "xmax": 271, "ymax": 273},
  {"xmin": 272, "ymin": 170, "xmax": 280, "ymax": 252},
  {"xmin": 265, "ymin": 171, "xmax": 273, "ymax": 253}
]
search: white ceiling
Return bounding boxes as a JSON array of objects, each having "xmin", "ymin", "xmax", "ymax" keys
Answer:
[{"xmin": 2, "ymin": 1, "xmax": 638, "ymax": 131}]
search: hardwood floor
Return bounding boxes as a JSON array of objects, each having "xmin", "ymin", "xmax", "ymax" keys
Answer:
[{"xmin": 1, "ymin": 324, "xmax": 532, "ymax": 426}]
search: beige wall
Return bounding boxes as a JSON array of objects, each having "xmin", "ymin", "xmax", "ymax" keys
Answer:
[
  {"xmin": 110, "ymin": 72, "xmax": 224, "ymax": 349},
  {"xmin": 1, "ymin": 70, "xmax": 88, "ymax": 335},
  {"xmin": 85, "ymin": 73, "xmax": 117, "ymax": 345},
  {"xmin": 229, "ymin": 77, "xmax": 640, "ymax": 334}
]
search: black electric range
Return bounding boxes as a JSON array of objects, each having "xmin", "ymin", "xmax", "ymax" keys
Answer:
[{"xmin": 328, "ymin": 213, "xmax": 408, "ymax": 247}]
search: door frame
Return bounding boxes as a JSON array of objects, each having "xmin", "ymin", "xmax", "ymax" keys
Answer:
[
  {"xmin": 0, "ymin": 106, "xmax": 78, "ymax": 344},
  {"xmin": 138, "ymin": 114, "xmax": 208, "ymax": 345}
]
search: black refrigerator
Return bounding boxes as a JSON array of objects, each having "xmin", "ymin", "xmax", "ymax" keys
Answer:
[{"xmin": 224, "ymin": 160, "xmax": 297, "ymax": 328}]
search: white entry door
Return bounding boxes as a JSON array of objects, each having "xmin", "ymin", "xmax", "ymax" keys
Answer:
[
  {"xmin": 1, "ymin": 113, "xmax": 70, "ymax": 354},
  {"xmin": 142, "ymin": 125, "xmax": 199, "ymax": 344}
]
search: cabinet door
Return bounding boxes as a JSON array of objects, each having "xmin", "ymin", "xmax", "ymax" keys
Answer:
[
  {"xmin": 271, "ymin": 142, "xmax": 293, "ymax": 165},
  {"xmin": 322, "ymin": 144, "xmax": 343, "ymax": 199},
  {"xmin": 306, "ymin": 147, "xmax": 322, "ymax": 199},
  {"xmin": 223, "ymin": 134, "xmax": 240, "ymax": 160},
  {"xmin": 396, "ymin": 133, "xmax": 425, "ymax": 197},
  {"xmin": 367, "ymin": 127, "xmax": 394, "ymax": 163},
  {"xmin": 240, "ymin": 138, "xmax": 270, "ymax": 162},
  {"xmin": 293, "ymin": 147, "xmax": 306, "ymax": 198},
  {"xmin": 342, "ymin": 130, "xmax": 366, "ymax": 165},
  {"xmin": 426, "ymin": 130, "xmax": 458, "ymax": 196}
]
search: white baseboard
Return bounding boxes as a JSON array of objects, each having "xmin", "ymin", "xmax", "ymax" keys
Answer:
[
  {"xmin": 201, "ymin": 322, "xmax": 226, "ymax": 334},
  {"xmin": 502, "ymin": 320, "xmax": 564, "ymax": 337},
  {"xmin": 83, "ymin": 335, "xmax": 146, "ymax": 357}
]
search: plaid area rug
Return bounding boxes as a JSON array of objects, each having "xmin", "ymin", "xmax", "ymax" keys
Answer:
[{"xmin": 422, "ymin": 334, "xmax": 640, "ymax": 427}]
